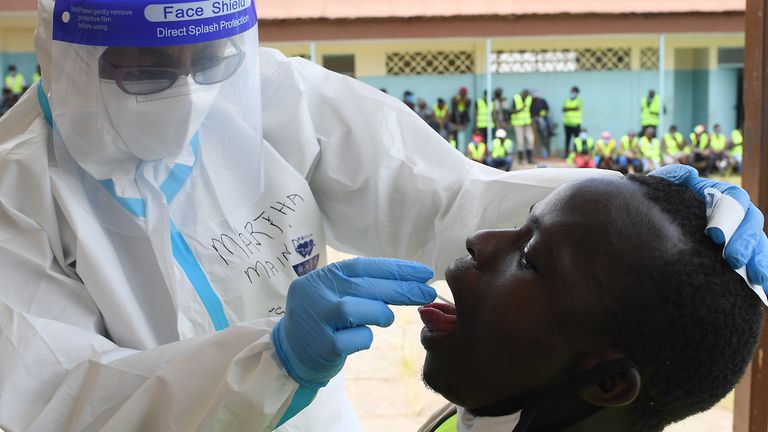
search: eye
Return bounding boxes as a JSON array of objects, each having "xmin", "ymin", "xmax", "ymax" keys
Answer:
[{"xmin": 518, "ymin": 243, "xmax": 537, "ymax": 272}]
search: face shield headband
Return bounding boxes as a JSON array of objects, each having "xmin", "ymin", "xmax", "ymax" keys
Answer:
[{"xmin": 468, "ymin": 357, "xmax": 638, "ymax": 432}]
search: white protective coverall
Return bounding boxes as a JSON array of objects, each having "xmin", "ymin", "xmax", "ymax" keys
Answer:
[{"xmin": 0, "ymin": 1, "xmax": 618, "ymax": 430}]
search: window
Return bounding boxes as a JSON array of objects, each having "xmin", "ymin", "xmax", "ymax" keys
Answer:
[
  {"xmin": 323, "ymin": 55, "xmax": 355, "ymax": 77},
  {"xmin": 640, "ymin": 47, "xmax": 659, "ymax": 70},
  {"xmin": 386, "ymin": 51, "xmax": 474, "ymax": 75},
  {"xmin": 718, "ymin": 48, "xmax": 744, "ymax": 67},
  {"xmin": 492, "ymin": 47, "xmax": 631, "ymax": 73}
]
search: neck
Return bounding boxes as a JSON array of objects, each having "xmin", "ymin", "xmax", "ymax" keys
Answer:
[
  {"xmin": 559, "ymin": 406, "xmax": 628, "ymax": 432},
  {"xmin": 526, "ymin": 399, "xmax": 625, "ymax": 432}
]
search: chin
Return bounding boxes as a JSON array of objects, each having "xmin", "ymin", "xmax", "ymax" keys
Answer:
[{"xmin": 421, "ymin": 354, "xmax": 466, "ymax": 406}]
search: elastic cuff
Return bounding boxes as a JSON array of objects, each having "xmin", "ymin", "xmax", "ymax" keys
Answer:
[{"xmin": 271, "ymin": 321, "xmax": 328, "ymax": 390}]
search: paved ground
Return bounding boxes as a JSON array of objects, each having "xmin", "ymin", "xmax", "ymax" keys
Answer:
[{"xmin": 329, "ymin": 245, "xmax": 735, "ymax": 431}]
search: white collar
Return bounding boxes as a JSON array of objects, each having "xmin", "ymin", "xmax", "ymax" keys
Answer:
[{"xmin": 457, "ymin": 406, "xmax": 521, "ymax": 432}]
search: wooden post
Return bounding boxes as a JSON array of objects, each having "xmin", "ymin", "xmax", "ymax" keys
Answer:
[{"xmin": 734, "ymin": 0, "xmax": 768, "ymax": 430}]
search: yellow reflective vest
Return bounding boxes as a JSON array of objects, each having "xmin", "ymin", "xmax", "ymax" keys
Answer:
[
  {"xmin": 641, "ymin": 95, "xmax": 661, "ymax": 126},
  {"xmin": 639, "ymin": 136, "xmax": 662, "ymax": 162},
  {"xmin": 433, "ymin": 104, "xmax": 448, "ymax": 122},
  {"xmin": 448, "ymin": 138, "xmax": 457, "ymax": 149},
  {"xmin": 4, "ymin": 74, "xmax": 24, "ymax": 94},
  {"xmin": 595, "ymin": 139, "xmax": 616, "ymax": 157},
  {"xmin": 690, "ymin": 132, "xmax": 709, "ymax": 150},
  {"xmin": 510, "ymin": 94, "xmax": 533, "ymax": 127},
  {"xmin": 664, "ymin": 132, "xmax": 689, "ymax": 155},
  {"xmin": 467, "ymin": 142, "xmax": 487, "ymax": 161},
  {"xmin": 731, "ymin": 130, "xmax": 743, "ymax": 156},
  {"xmin": 491, "ymin": 138, "xmax": 513, "ymax": 158},
  {"xmin": 562, "ymin": 97, "xmax": 583, "ymax": 127},
  {"xmin": 476, "ymin": 99, "xmax": 495, "ymax": 129},
  {"xmin": 710, "ymin": 133, "xmax": 727, "ymax": 152},
  {"xmin": 620, "ymin": 135, "xmax": 639, "ymax": 153}
]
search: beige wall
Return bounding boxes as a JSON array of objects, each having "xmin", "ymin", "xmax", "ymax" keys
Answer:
[
  {"xmin": 0, "ymin": 13, "xmax": 35, "ymax": 52},
  {"xmin": 263, "ymin": 33, "xmax": 745, "ymax": 77}
]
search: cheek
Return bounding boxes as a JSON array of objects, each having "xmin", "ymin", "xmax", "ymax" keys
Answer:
[
  {"xmin": 472, "ymin": 273, "xmax": 553, "ymax": 339},
  {"xmin": 453, "ymin": 275, "xmax": 568, "ymax": 395}
]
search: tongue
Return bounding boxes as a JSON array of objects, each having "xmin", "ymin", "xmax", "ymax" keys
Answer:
[{"xmin": 419, "ymin": 303, "xmax": 457, "ymax": 333}]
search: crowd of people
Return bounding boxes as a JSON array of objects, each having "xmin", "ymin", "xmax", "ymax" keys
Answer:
[
  {"xmin": 569, "ymin": 123, "xmax": 743, "ymax": 176},
  {"xmin": 1, "ymin": 64, "xmax": 40, "ymax": 116},
  {"xmin": 400, "ymin": 85, "xmax": 743, "ymax": 177}
]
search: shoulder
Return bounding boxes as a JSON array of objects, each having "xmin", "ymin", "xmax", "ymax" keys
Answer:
[
  {"xmin": 259, "ymin": 47, "xmax": 416, "ymax": 120},
  {"xmin": 0, "ymin": 87, "xmax": 52, "ymax": 172}
]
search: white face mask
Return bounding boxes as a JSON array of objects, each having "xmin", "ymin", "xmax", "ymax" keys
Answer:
[{"xmin": 99, "ymin": 77, "xmax": 219, "ymax": 161}]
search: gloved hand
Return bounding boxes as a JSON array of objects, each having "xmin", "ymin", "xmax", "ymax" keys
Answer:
[
  {"xmin": 272, "ymin": 257, "xmax": 436, "ymax": 388},
  {"xmin": 650, "ymin": 164, "xmax": 768, "ymax": 286}
]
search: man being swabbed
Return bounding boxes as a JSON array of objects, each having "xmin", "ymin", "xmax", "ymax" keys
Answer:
[{"xmin": 417, "ymin": 174, "xmax": 765, "ymax": 432}]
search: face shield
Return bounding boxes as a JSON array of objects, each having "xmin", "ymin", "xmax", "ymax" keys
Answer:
[{"xmin": 46, "ymin": 0, "xmax": 263, "ymax": 233}]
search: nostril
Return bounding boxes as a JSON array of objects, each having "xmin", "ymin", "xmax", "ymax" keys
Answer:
[
  {"xmin": 465, "ymin": 236, "xmax": 477, "ymax": 261},
  {"xmin": 467, "ymin": 246, "xmax": 477, "ymax": 261}
]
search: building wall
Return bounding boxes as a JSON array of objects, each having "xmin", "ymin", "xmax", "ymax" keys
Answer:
[
  {"xmin": 0, "ymin": 15, "xmax": 37, "ymax": 85},
  {"xmin": 266, "ymin": 33, "xmax": 744, "ymax": 152}
]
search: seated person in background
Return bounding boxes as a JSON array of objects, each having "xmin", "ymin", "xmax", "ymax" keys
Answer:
[
  {"xmin": 416, "ymin": 98, "xmax": 438, "ymax": 130},
  {"xmin": 638, "ymin": 127, "xmax": 662, "ymax": 172},
  {"xmin": 434, "ymin": 98, "xmax": 451, "ymax": 138},
  {"xmin": 418, "ymin": 174, "xmax": 764, "ymax": 432},
  {"xmin": 489, "ymin": 129, "xmax": 513, "ymax": 171},
  {"xmin": 662, "ymin": 125, "xmax": 689, "ymax": 165},
  {"xmin": 447, "ymin": 133, "xmax": 459, "ymax": 151},
  {"xmin": 689, "ymin": 124, "xmax": 711, "ymax": 176},
  {"xmin": 567, "ymin": 129, "xmax": 595, "ymax": 168},
  {"xmin": 709, "ymin": 124, "xmax": 729, "ymax": 174},
  {"xmin": 729, "ymin": 129, "xmax": 743, "ymax": 173},
  {"xmin": 617, "ymin": 130, "xmax": 642, "ymax": 175},
  {"xmin": 594, "ymin": 131, "xmax": 617, "ymax": 171},
  {"xmin": 466, "ymin": 133, "xmax": 487, "ymax": 163}
]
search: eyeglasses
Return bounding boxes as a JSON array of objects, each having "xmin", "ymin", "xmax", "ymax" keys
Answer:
[{"xmin": 99, "ymin": 39, "xmax": 245, "ymax": 96}]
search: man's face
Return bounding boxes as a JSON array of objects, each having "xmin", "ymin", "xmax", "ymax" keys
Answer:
[{"xmin": 420, "ymin": 178, "xmax": 684, "ymax": 409}]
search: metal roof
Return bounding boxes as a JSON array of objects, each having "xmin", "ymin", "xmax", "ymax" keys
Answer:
[
  {"xmin": 1, "ymin": 0, "xmax": 746, "ymax": 17},
  {"xmin": 258, "ymin": 0, "xmax": 746, "ymax": 20}
]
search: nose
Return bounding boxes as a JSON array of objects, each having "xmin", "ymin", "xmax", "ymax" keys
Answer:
[{"xmin": 465, "ymin": 229, "xmax": 525, "ymax": 269}]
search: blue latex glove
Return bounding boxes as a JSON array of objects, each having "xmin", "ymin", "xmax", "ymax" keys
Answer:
[
  {"xmin": 272, "ymin": 257, "xmax": 436, "ymax": 388},
  {"xmin": 650, "ymin": 164, "xmax": 768, "ymax": 286}
]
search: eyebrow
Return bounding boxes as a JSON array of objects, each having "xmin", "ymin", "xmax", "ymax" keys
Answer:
[{"xmin": 529, "ymin": 201, "xmax": 539, "ymax": 214}]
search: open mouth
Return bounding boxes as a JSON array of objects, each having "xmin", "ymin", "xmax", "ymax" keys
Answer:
[{"xmin": 419, "ymin": 302, "xmax": 458, "ymax": 333}]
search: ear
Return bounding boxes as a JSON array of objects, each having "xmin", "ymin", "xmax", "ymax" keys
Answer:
[{"xmin": 576, "ymin": 354, "xmax": 642, "ymax": 408}]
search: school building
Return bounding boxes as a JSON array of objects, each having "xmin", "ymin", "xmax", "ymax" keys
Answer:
[
  {"xmin": 258, "ymin": 0, "xmax": 746, "ymax": 150},
  {"xmin": 1, "ymin": 0, "xmax": 746, "ymax": 149}
]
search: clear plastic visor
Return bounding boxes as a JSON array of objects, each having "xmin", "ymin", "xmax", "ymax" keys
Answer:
[{"xmin": 48, "ymin": 26, "xmax": 263, "ymax": 235}]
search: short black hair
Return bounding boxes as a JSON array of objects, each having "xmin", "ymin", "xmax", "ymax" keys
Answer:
[
  {"xmin": 571, "ymin": 86, "xmax": 580, "ymax": 93},
  {"xmin": 607, "ymin": 175, "xmax": 763, "ymax": 431}
]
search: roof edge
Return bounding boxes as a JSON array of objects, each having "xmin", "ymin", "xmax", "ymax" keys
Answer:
[{"xmin": 259, "ymin": 10, "xmax": 745, "ymax": 22}]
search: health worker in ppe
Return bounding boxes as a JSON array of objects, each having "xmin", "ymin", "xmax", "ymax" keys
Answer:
[{"xmin": 2, "ymin": 0, "xmax": 768, "ymax": 431}]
